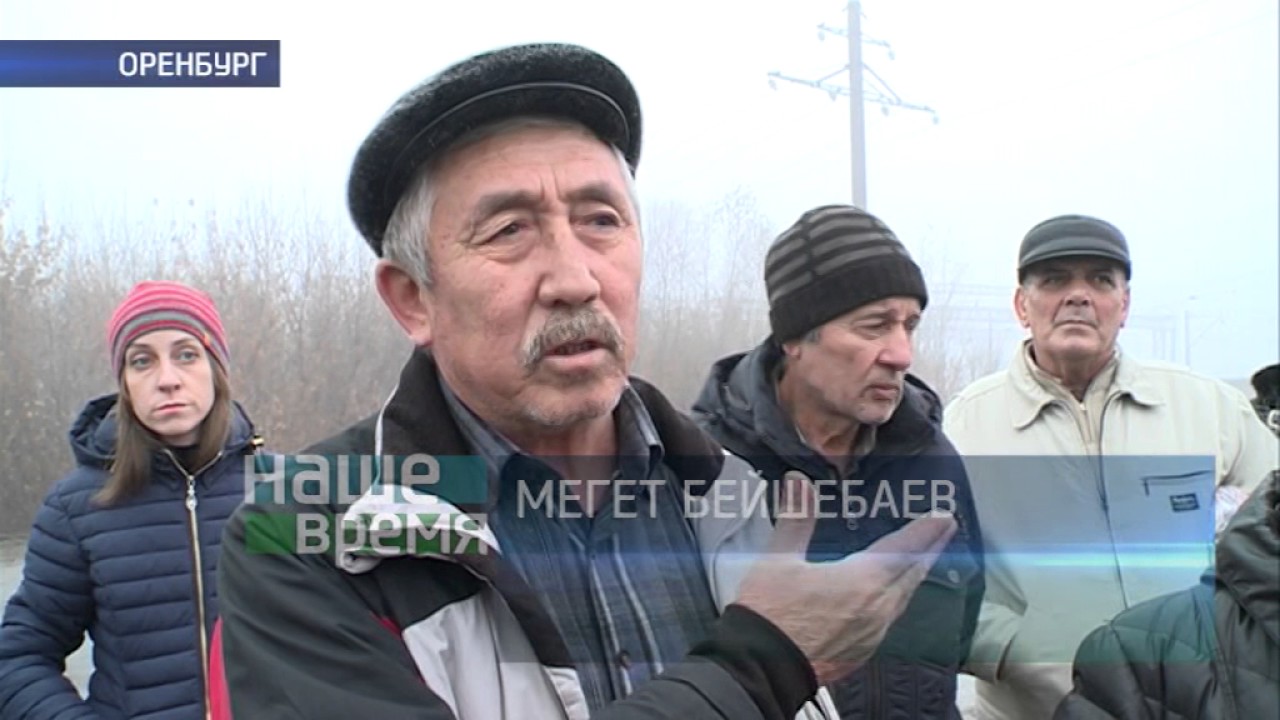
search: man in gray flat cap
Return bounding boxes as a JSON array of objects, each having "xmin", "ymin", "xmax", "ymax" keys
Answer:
[
  {"xmin": 944, "ymin": 214, "xmax": 1278, "ymax": 720},
  {"xmin": 214, "ymin": 42, "xmax": 956, "ymax": 720}
]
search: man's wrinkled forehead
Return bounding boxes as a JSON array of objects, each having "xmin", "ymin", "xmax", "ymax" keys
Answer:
[
  {"xmin": 464, "ymin": 181, "xmax": 631, "ymax": 222},
  {"xmin": 432, "ymin": 122, "xmax": 634, "ymax": 207}
]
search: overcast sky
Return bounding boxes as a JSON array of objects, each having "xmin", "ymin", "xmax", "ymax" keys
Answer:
[{"xmin": 1, "ymin": 0, "xmax": 1276, "ymax": 381}]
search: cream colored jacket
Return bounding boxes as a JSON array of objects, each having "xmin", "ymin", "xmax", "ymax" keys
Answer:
[{"xmin": 943, "ymin": 343, "xmax": 1278, "ymax": 720}]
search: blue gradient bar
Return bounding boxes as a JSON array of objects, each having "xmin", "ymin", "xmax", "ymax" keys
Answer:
[{"xmin": 0, "ymin": 40, "xmax": 280, "ymax": 87}]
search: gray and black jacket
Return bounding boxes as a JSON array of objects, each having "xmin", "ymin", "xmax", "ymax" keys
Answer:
[
  {"xmin": 215, "ymin": 348, "xmax": 840, "ymax": 719},
  {"xmin": 693, "ymin": 340, "xmax": 985, "ymax": 720}
]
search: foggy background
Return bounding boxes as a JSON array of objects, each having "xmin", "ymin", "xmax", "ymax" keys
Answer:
[
  {"xmin": 1, "ymin": 0, "xmax": 1275, "ymax": 532},
  {"xmin": 1, "ymin": 1, "xmax": 1276, "ymax": 707}
]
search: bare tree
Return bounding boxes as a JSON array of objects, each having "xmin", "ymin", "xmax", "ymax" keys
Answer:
[
  {"xmin": 0, "ymin": 190, "xmax": 1011, "ymax": 535},
  {"xmin": 633, "ymin": 188, "xmax": 777, "ymax": 409}
]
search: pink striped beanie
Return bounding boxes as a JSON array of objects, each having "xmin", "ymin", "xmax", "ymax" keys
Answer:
[{"xmin": 107, "ymin": 281, "xmax": 230, "ymax": 377}]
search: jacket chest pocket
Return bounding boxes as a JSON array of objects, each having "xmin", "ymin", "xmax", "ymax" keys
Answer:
[
  {"xmin": 1105, "ymin": 460, "xmax": 1216, "ymax": 597},
  {"xmin": 1142, "ymin": 470, "xmax": 1210, "ymax": 497},
  {"xmin": 1120, "ymin": 466, "xmax": 1215, "ymax": 532},
  {"xmin": 1103, "ymin": 458, "xmax": 1215, "ymax": 525},
  {"xmin": 1133, "ymin": 469, "xmax": 1216, "ymax": 543},
  {"xmin": 880, "ymin": 558, "xmax": 977, "ymax": 669}
]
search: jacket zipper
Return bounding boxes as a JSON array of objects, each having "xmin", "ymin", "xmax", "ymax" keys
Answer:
[
  {"xmin": 1095, "ymin": 395, "xmax": 1131, "ymax": 608},
  {"xmin": 166, "ymin": 449, "xmax": 223, "ymax": 720},
  {"xmin": 846, "ymin": 452, "xmax": 884, "ymax": 720}
]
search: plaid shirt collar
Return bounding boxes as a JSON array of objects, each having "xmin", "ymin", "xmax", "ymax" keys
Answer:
[{"xmin": 439, "ymin": 377, "xmax": 666, "ymax": 509}]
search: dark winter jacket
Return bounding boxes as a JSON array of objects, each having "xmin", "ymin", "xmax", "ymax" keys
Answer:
[
  {"xmin": 215, "ymin": 349, "xmax": 832, "ymax": 720},
  {"xmin": 1054, "ymin": 473, "xmax": 1279, "ymax": 720},
  {"xmin": 692, "ymin": 341, "xmax": 986, "ymax": 720},
  {"xmin": 0, "ymin": 393, "xmax": 260, "ymax": 719}
]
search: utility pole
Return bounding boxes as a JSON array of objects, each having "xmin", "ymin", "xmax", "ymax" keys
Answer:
[
  {"xmin": 768, "ymin": 1, "xmax": 937, "ymax": 209},
  {"xmin": 847, "ymin": 1, "xmax": 866, "ymax": 209},
  {"xmin": 1183, "ymin": 307, "xmax": 1192, "ymax": 368}
]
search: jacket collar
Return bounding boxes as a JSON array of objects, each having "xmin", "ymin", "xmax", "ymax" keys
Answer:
[
  {"xmin": 69, "ymin": 392, "xmax": 260, "ymax": 482},
  {"xmin": 1008, "ymin": 339, "xmax": 1164, "ymax": 430},
  {"xmin": 439, "ymin": 373, "xmax": 665, "ymax": 509},
  {"xmin": 694, "ymin": 340, "xmax": 944, "ymax": 475},
  {"xmin": 373, "ymin": 348, "xmax": 725, "ymax": 510}
]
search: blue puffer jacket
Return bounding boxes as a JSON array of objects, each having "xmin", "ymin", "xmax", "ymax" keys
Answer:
[{"xmin": 0, "ymin": 393, "xmax": 259, "ymax": 719}]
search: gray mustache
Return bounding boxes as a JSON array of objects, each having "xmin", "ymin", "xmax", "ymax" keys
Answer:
[{"xmin": 521, "ymin": 308, "xmax": 623, "ymax": 370}]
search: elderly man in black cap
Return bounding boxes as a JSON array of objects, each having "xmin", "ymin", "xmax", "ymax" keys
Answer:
[
  {"xmin": 1250, "ymin": 363, "xmax": 1280, "ymax": 434},
  {"xmin": 214, "ymin": 43, "xmax": 957, "ymax": 720},
  {"xmin": 943, "ymin": 214, "xmax": 1279, "ymax": 720},
  {"xmin": 692, "ymin": 204, "xmax": 985, "ymax": 719}
]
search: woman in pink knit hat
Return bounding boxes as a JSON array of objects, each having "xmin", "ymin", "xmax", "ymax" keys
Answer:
[{"xmin": 0, "ymin": 280, "xmax": 263, "ymax": 720}]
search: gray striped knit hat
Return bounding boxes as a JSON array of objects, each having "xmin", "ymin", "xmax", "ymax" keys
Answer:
[{"xmin": 765, "ymin": 204, "xmax": 927, "ymax": 342}]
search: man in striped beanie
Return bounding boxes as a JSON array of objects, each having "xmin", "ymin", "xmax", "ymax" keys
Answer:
[
  {"xmin": 693, "ymin": 204, "xmax": 985, "ymax": 720},
  {"xmin": 762, "ymin": 204, "xmax": 929, "ymax": 345},
  {"xmin": 107, "ymin": 280, "xmax": 231, "ymax": 378}
]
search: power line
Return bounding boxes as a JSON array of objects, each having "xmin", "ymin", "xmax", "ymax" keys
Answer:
[{"xmin": 766, "ymin": 1, "xmax": 937, "ymax": 209}]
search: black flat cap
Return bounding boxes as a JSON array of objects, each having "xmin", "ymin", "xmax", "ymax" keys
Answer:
[
  {"xmin": 1253, "ymin": 363, "xmax": 1280, "ymax": 398},
  {"xmin": 1018, "ymin": 214, "xmax": 1132, "ymax": 279},
  {"xmin": 347, "ymin": 42, "xmax": 643, "ymax": 256}
]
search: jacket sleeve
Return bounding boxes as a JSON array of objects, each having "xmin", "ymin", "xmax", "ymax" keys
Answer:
[
  {"xmin": 950, "ymin": 453, "xmax": 987, "ymax": 667},
  {"xmin": 217, "ymin": 502, "xmax": 459, "ymax": 719},
  {"xmin": 217, "ymin": 501, "xmax": 817, "ymax": 720},
  {"xmin": 1051, "ymin": 625, "xmax": 1139, "ymax": 720},
  {"xmin": 0, "ymin": 484, "xmax": 99, "ymax": 719},
  {"xmin": 595, "ymin": 605, "xmax": 817, "ymax": 720},
  {"xmin": 1224, "ymin": 388, "xmax": 1280, "ymax": 496},
  {"xmin": 944, "ymin": 409, "xmax": 1027, "ymax": 684}
]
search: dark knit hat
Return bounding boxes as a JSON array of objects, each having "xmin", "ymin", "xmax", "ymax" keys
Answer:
[
  {"xmin": 347, "ymin": 42, "xmax": 643, "ymax": 256},
  {"xmin": 1018, "ymin": 214, "xmax": 1131, "ymax": 280},
  {"xmin": 765, "ymin": 205, "xmax": 928, "ymax": 342},
  {"xmin": 107, "ymin": 281, "xmax": 230, "ymax": 378},
  {"xmin": 1252, "ymin": 363, "xmax": 1280, "ymax": 402}
]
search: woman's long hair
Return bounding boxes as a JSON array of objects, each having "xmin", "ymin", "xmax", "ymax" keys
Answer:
[{"xmin": 95, "ymin": 359, "xmax": 234, "ymax": 506}]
